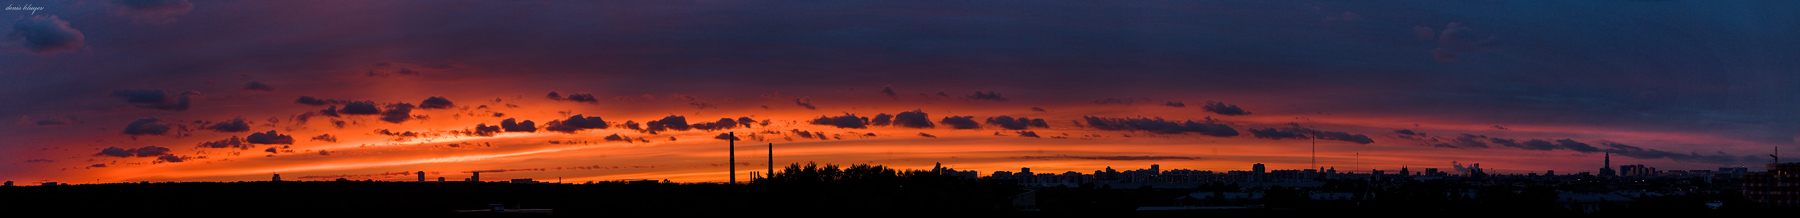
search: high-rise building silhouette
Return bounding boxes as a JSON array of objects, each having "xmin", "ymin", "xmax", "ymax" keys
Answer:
[
  {"xmin": 1252, "ymin": 163, "xmax": 1265, "ymax": 182},
  {"xmin": 417, "ymin": 171, "xmax": 425, "ymax": 182},
  {"xmin": 1599, "ymin": 152, "xmax": 1617, "ymax": 177}
]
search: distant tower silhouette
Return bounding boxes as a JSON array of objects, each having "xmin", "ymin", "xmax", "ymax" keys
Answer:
[
  {"xmin": 768, "ymin": 143, "xmax": 774, "ymax": 179},
  {"xmin": 417, "ymin": 171, "xmax": 425, "ymax": 182},
  {"xmin": 272, "ymin": 174, "xmax": 282, "ymax": 182},
  {"xmin": 472, "ymin": 172, "xmax": 480, "ymax": 182}
]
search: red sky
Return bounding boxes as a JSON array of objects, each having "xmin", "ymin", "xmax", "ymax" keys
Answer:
[{"xmin": 2, "ymin": 0, "xmax": 1794, "ymax": 184}]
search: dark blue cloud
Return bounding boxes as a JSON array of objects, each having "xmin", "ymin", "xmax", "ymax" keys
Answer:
[
  {"xmin": 203, "ymin": 117, "xmax": 250, "ymax": 132},
  {"xmin": 984, "ymin": 115, "xmax": 1048, "ymax": 130},
  {"xmin": 378, "ymin": 103, "xmax": 415, "ymax": 123},
  {"xmin": 692, "ymin": 117, "xmax": 742, "ymax": 131},
  {"xmin": 940, "ymin": 116, "xmax": 980, "ymax": 129},
  {"xmin": 1082, "ymin": 116, "xmax": 1238, "ymax": 137},
  {"xmin": 501, "ymin": 118, "xmax": 537, "ymax": 132},
  {"xmin": 891, "ymin": 110, "xmax": 934, "ymax": 128},
  {"xmin": 545, "ymin": 92, "xmax": 598, "ymax": 103},
  {"xmin": 645, "ymin": 115, "xmax": 690, "ymax": 133},
  {"xmin": 338, "ymin": 101, "xmax": 381, "ymax": 115},
  {"xmin": 246, "ymin": 130, "xmax": 294, "ymax": 144},
  {"xmin": 1202, "ymin": 102, "xmax": 1250, "ymax": 116},
  {"xmin": 122, "ymin": 118, "xmax": 171, "ymax": 136},
  {"xmin": 419, "ymin": 96, "xmax": 454, "ymax": 109},
  {"xmin": 94, "ymin": 146, "xmax": 170, "ymax": 158},
  {"xmin": 809, "ymin": 113, "xmax": 869, "ymax": 129},
  {"xmin": 544, "ymin": 115, "xmax": 608, "ymax": 133},
  {"xmin": 110, "ymin": 90, "xmax": 197, "ymax": 111},
  {"xmin": 1247, "ymin": 127, "xmax": 1373, "ymax": 144},
  {"xmin": 243, "ymin": 82, "xmax": 273, "ymax": 91},
  {"xmin": 7, "ymin": 15, "xmax": 84, "ymax": 54},
  {"xmin": 967, "ymin": 91, "xmax": 1007, "ymax": 102}
]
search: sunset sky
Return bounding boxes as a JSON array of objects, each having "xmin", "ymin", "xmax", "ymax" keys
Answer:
[{"xmin": 2, "ymin": 0, "xmax": 1795, "ymax": 184}]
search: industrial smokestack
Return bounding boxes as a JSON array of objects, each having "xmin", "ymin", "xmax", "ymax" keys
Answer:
[{"xmin": 730, "ymin": 132, "xmax": 736, "ymax": 184}]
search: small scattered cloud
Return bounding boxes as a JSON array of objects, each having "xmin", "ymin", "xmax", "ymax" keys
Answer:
[
  {"xmin": 1016, "ymin": 131, "xmax": 1040, "ymax": 138},
  {"xmin": 197, "ymin": 136, "xmax": 249, "ymax": 149},
  {"xmin": 378, "ymin": 103, "xmax": 416, "ymax": 123},
  {"xmin": 95, "ymin": 146, "xmax": 172, "ymax": 157},
  {"xmin": 603, "ymin": 134, "xmax": 636, "ymax": 142},
  {"xmin": 501, "ymin": 118, "xmax": 538, "ymax": 132},
  {"xmin": 419, "ymin": 96, "xmax": 455, "ymax": 109},
  {"xmin": 891, "ymin": 110, "xmax": 934, "ymax": 128},
  {"xmin": 940, "ymin": 116, "xmax": 980, "ymax": 129},
  {"xmin": 203, "ymin": 117, "xmax": 251, "ymax": 132},
  {"xmin": 295, "ymin": 96, "xmax": 337, "ymax": 106},
  {"xmin": 110, "ymin": 89, "xmax": 199, "ymax": 111},
  {"xmin": 155, "ymin": 154, "xmax": 191, "ymax": 163},
  {"xmin": 1202, "ymin": 101, "xmax": 1251, "ymax": 116},
  {"xmin": 967, "ymin": 91, "xmax": 1007, "ymax": 102},
  {"xmin": 16, "ymin": 115, "xmax": 79, "ymax": 126},
  {"xmin": 644, "ymin": 115, "xmax": 691, "ymax": 133},
  {"xmin": 122, "ymin": 118, "xmax": 172, "ymax": 136},
  {"xmin": 463, "ymin": 123, "xmax": 501, "ymax": 136},
  {"xmin": 985, "ymin": 115, "xmax": 1049, "ymax": 130},
  {"xmin": 546, "ymin": 91, "xmax": 599, "ymax": 103},
  {"xmin": 870, "ymin": 113, "xmax": 893, "ymax": 126},
  {"xmin": 918, "ymin": 132, "xmax": 937, "ymax": 138},
  {"xmin": 1163, "ymin": 101, "xmax": 1186, "ymax": 107},
  {"xmin": 310, "ymin": 134, "xmax": 337, "ymax": 143},
  {"xmin": 714, "ymin": 133, "xmax": 740, "ymax": 140},
  {"xmin": 243, "ymin": 82, "xmax": 273, "ymax": 91},
  {"xmin": 544, "ymin": 115, "xmax": 609, "ymax": 133},
  {"xmin": 795, "ymin": 98, "xmax": 817, "ymax": 110},
  {"xmin": 809, "ymin": 113, "xmax": 869, "ymax": 129},
  {"xmin": 878, "ymin": 86, "xmax": 898, "ymax": 99},
  {"xmin": 246, "ymin": 130, "xmax": 295, "ymax": 144},
  {"xmin": 338, "ymin": 101, "xmax": 381, "ymax": 115},
  {"xmin": 691, "ymin": 117, "xmax": 743, "ymax": 131}
]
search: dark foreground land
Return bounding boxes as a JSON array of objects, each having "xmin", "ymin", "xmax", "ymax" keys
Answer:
[{"xmin": 0, "ymin": 164, "xmax": 1782, "ymax": 216}]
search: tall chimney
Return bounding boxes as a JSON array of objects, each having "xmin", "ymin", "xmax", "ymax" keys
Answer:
[{"xmin": 729, "ymin": 132, "xmax": 736, "ymax": 184}]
